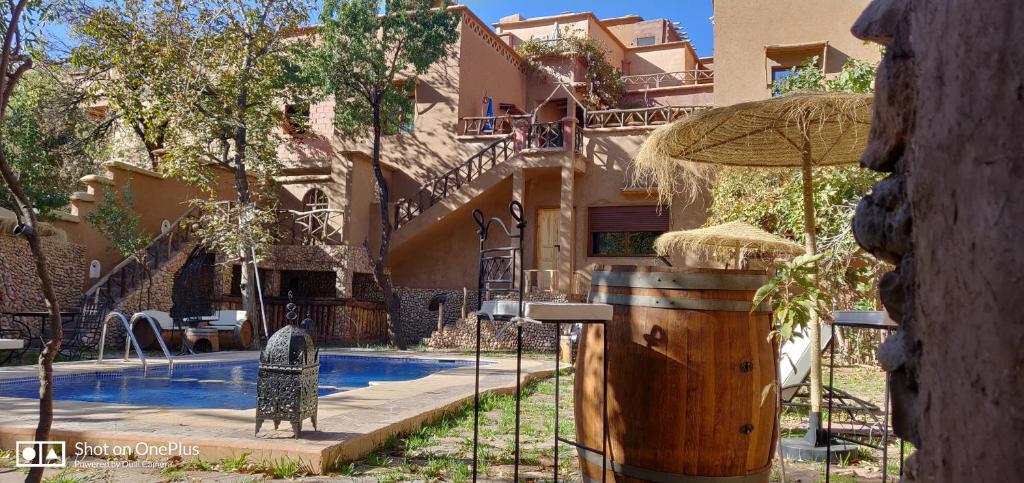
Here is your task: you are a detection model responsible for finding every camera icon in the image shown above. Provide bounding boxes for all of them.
[15,441,66,468]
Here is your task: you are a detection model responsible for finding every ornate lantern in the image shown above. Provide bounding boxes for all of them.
[255,293,319,438]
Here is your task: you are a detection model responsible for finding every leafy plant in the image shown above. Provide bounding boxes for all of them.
[517,29,626,109]
[754,254,830,341]
[85,181,154,309]
[217,452,251,472]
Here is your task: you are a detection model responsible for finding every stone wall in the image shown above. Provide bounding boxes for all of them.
[424,313,559,352]
[256,244,374,298]
[395,287,478,346]
[0,233,85,313]
[416,290,569,351]
[113,242,198,313]
[851,1,1024,480]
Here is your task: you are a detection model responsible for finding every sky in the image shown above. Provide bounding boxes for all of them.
[459,0,716,57]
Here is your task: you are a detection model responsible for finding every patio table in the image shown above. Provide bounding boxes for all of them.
[825,310,901,483]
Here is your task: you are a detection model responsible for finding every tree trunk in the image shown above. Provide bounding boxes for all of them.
[232,122,262,338]
[369,98,404,349]
[0,137,63,483]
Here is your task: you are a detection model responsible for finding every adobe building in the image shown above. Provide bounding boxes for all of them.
[35,1,876,345]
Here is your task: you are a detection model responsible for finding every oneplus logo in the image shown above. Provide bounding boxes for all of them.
[15,441,66,468]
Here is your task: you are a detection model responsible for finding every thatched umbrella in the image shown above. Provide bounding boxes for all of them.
[633,91,872,444]
[654,220,804,266]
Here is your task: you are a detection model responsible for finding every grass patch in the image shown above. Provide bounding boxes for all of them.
[217,453,251,472]
[339,371,578,480]
[0,449,14,468]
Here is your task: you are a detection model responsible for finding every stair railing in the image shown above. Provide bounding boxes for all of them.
[83,206,202,303]
[394,135,515,229]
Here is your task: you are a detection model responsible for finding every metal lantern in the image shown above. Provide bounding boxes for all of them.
[255,293,319,438]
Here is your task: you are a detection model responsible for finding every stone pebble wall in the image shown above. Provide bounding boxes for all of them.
[395,287,479,346]
[0,233,85,314]
[416,291,569,351]
[113,242,198,313]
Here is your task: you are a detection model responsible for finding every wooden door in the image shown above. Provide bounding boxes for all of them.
[536,209,560,271]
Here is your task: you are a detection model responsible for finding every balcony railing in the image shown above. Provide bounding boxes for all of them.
[460,115,531,136]
[276,208,344,246]
[527,121,565,149]
[584,105,710,130]
[621,69,714,90]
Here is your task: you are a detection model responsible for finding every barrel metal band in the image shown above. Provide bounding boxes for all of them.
[591,292,770,313]
[592,270,769,291]
[578,446,771,483]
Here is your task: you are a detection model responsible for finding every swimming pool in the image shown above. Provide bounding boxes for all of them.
[0,355,474,410]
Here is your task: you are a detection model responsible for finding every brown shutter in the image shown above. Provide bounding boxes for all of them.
[589,206,669,232]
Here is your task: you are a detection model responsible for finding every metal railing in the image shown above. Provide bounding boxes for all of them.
[527,121,565,149]
[621,69,714,90]
[460,115,531,136]
[584,105,710,129]
[97,311,173,377]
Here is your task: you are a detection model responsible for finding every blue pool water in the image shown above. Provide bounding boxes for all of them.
[0,355,473,410]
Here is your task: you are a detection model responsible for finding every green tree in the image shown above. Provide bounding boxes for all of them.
[300,0,460,347]
[1,66,109,217]
[85,182,154,311]
[116,0,313,331]
[0,2,74,481]
[711,56,885,358]
[70,0,180,168]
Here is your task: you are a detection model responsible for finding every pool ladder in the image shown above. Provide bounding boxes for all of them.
[96,311,174,377]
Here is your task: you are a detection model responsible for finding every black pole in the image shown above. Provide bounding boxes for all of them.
[554,321,560,482]
[826,336,836,483]
[472,314,481,482]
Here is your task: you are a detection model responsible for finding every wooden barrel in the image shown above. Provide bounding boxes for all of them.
[131,324,182,350]
[217,319,254,350]
[575,265,778,482]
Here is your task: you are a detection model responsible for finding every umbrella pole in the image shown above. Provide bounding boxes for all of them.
[800,156,825,445]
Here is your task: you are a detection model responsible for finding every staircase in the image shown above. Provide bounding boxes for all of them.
[82,206,201,305]
[394,135,515,230]
[393,121,568,232]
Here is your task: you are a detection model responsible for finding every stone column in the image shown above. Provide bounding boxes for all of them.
[852,1,1024,480]
[557,119,575,292]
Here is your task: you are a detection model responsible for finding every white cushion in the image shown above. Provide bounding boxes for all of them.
[478,300,520,318]
[133,310,175,330]
[0,339,24,350]
[209,310,248,327]
[525,302,613,321]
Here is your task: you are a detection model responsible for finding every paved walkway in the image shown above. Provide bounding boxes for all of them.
[0,349,558,473]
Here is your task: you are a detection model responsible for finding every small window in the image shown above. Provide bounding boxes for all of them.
[588,206,669,257]
[636,36,657,47]
[771,67,798,96]
[303,188,329,211]
[284,103,310,135]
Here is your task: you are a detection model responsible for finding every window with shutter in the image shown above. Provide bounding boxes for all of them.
[588,206,669,257]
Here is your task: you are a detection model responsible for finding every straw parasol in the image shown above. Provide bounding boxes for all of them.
[632,91,873,440]
[654,221,804,264]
